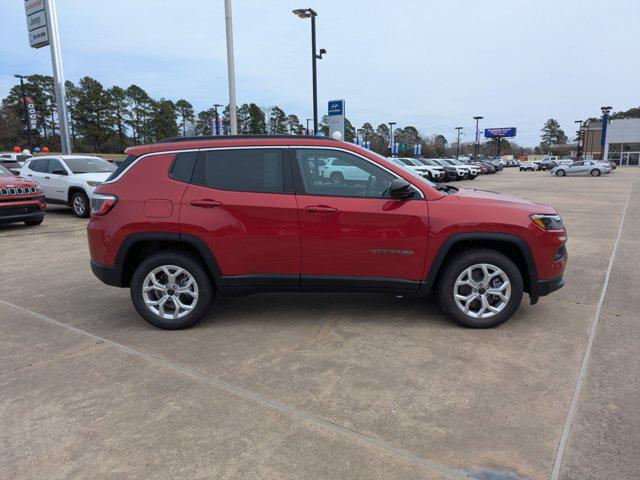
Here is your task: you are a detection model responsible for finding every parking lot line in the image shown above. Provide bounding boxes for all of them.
[550,172,636,480]
[0,297,470,480]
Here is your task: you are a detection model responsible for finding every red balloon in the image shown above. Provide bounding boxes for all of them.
[13,146,21,153]
[42,147,49,153]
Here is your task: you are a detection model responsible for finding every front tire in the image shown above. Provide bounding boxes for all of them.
[437,249,523,328]
[130,252,214,329]
[591,169,601,177]
[71,191,90,218]
[556,169,566,177]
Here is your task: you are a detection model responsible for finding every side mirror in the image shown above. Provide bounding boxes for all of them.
[388,178,414,199]
[52,169,67,176]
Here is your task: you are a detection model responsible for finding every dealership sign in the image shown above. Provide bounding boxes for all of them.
[20,97,38,131]
[328,99,345,140]
[484,127,517,138]
[25,0,50,48]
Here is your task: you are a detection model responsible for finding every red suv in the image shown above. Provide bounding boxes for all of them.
[88,136,567,329]
[0,164,46,226]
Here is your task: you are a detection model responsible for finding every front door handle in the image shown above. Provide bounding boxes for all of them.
[44,176,50,179]
[305,205,337,214]
[190,199,222,208]
[27,174,32,177]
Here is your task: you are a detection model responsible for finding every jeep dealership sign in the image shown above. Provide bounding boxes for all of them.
[25,0,50,48]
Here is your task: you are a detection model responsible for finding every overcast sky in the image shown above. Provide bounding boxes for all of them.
[1,0,639,146]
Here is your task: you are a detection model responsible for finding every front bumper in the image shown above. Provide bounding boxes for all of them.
[0,210,45,224]
[531,275,564,297]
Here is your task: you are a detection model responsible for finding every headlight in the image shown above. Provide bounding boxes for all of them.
[87,181,102,187]
[531,214,564,230]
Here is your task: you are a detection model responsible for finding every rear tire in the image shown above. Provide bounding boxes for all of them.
[130,252,214,329]
[437,248,523,328]
[591,169,601,177]
[71,191,90,218]
[330,172,345,185]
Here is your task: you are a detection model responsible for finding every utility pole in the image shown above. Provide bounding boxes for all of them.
[455,126,463,159]
[224,0,238,134]
[574,120,583,159]
[473,116,483,160]
[388,122,396,157]
[600,106,612,161]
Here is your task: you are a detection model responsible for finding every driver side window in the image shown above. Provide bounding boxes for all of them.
[48,159,65,174]
[295,149,395,198]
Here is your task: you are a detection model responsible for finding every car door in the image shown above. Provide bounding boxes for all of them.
[180,147,300,285]
[46,158,69,202]
[568,161,585,174]
[292,148,429,288]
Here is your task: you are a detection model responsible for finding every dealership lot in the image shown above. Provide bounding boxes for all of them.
[1,168,638,479]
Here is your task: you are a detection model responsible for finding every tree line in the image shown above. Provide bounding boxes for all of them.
[1,73,533,157]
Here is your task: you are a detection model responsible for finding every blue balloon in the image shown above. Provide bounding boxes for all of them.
[34,147,41,153]
[315,132,325,137]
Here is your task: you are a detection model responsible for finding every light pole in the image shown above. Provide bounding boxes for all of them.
[574,120,583,159]
[600,106,612,161]
[473,116,483,160]
[306,118,312,135]
[213,104,223,135]
[293,8,326,134]
[388,122,396,156]
[455,126,463,159]
[14,75,32,152]
[224,0,238,134]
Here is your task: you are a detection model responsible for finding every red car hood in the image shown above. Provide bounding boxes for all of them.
[0,175,38,188]
[452,187,557,214]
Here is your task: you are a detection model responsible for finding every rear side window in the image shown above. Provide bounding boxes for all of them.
[192,149,284,194]
[168,152,198,183]
[29,159,50,172]
[105,154,137,182]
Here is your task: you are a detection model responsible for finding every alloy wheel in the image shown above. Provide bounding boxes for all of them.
[73,195,86,216]
[453,263,511,319]
[142,265,199,320]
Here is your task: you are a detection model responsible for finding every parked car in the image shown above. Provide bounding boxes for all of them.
[447,159,481,178]
[420,158,459,181]
[399,158,446,181]
[432,159,471,180]
[88,135,567,330]
[0,152,33,175]
[470,161,496,174]
[519,162,538,171]
[0,163,46,226]
[20,155,116,218]
[551,160,612,177]
[535,159,558,171]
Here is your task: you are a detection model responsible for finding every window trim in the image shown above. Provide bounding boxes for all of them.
[191,147,290,195]
[290,146,424,200]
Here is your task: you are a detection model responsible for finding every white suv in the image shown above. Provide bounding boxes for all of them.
[389,158,445,181]
[20,155,116,217]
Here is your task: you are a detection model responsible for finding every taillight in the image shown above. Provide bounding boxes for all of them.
[91,193,118,216]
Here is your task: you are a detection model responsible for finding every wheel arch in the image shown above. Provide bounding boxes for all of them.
[67,185,89,205]
[114,232,222,287]
[424,233,537,294]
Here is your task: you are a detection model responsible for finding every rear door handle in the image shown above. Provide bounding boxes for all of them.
[44,176,50,179]
[305,205,337,214]
[190,199,222,208]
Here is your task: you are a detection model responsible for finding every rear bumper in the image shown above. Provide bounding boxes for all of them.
[531,275,564,297]
[90,260,124,287]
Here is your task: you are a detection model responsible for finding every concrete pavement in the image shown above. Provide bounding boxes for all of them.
[1,168,638,479]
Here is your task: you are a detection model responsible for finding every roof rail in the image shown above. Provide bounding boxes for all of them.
[157,134,335,143]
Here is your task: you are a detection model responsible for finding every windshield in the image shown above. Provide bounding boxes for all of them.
[0,164,13,177]
[62,157,116,174]
[398,158,416,166]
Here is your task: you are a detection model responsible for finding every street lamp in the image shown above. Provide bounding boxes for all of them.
[473,116,483,160]
[293,8,326,134]
[574,120,583,159]
[14,75,32,152]
[600,106,613,161]
[388,122,396,156]
[455,126,463,159]
[212,104,223,135]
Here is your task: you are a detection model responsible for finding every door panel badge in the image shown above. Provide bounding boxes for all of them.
[370,249,414,255]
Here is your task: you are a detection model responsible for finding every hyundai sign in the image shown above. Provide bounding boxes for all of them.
[328,99,345,140]
[484,127,517,138]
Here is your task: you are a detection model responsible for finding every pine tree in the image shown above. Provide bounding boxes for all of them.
[175,99,195,136]
[125,85,152,144]
[286,114,301,134]
[108,86,129,150]
[149,99,179,141]
[74,76,114,151]
[539,118,567,153]
[268,106,287,134]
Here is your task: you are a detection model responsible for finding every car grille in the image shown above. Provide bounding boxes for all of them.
[0,203,40,217]
[0,186,38,196]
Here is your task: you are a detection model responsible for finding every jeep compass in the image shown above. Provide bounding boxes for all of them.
[88,136,567,329]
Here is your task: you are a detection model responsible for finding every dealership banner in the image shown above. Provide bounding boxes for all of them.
[484,127,517,138]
